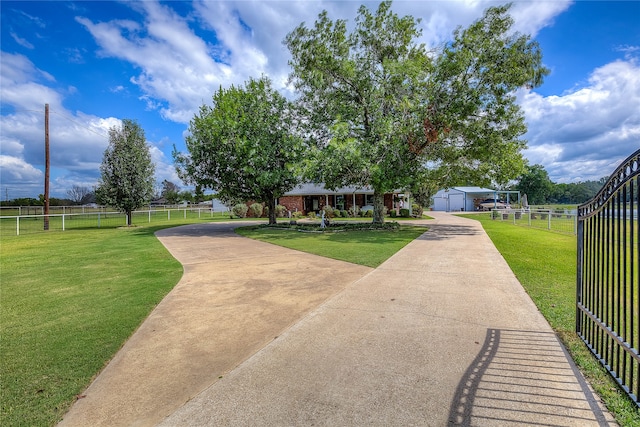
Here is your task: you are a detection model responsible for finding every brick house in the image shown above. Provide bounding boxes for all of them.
[277,183,399,216]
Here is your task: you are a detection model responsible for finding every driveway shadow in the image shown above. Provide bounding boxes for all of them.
[416,223,483,241]
[448,329,611,426]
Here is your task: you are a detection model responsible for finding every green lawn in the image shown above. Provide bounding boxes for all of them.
[3,213,638,426]
[0,219,426,426]
[0,220,209,426]
[461,213,640,426]
[236,224,428,268]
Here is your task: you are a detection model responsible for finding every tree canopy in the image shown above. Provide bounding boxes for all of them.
[516,164,606,205]
[174,76,303,224]
[96,119,155,225]
[285,1,548,222]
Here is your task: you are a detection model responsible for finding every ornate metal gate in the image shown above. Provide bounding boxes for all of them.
[577,149,640,407]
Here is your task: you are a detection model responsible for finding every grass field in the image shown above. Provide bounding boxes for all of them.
[0,218,424,426]
[3,213,638,426]
[235,224,428,268]
[0,214,247,426]
[461,213,640,426]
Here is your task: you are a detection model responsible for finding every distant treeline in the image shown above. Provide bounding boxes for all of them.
[515,164,607,206]
[0,197,74,207]
[547,180,605,205]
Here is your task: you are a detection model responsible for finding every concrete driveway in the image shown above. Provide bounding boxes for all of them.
[58,214,616,426]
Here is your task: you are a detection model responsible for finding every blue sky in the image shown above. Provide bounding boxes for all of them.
[1,1,639,199]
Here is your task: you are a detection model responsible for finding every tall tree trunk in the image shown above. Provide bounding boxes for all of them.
[268,197,277,225]
[373,190,385,224]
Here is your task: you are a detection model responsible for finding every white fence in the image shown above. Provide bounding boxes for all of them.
[489,208,578,234]
[0,207,226,237]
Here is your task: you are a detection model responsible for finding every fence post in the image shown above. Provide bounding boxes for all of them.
[98,213,101,228]
[168,210,171,221]
[149,210,151,223]
[547,210,551,230]
[16,217,20,236]
[184,209,186,219]
[62,214,65,231]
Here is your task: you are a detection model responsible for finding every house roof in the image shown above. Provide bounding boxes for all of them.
[452,187,496,193]
[284,183,376,196]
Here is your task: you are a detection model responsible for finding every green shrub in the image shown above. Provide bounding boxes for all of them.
[308,211,316,219]
[292,211,303,219]
[232,203,248,218]
[322,205,335,218]
[364,210,373,217]
[333,209,342,218]
[412,204,423,217]
[390,210,397,218]
[348,206,360,217]
[341,210,348,218]
[400,208,410,218]
[275,204,287,218]
[249,203,263,218]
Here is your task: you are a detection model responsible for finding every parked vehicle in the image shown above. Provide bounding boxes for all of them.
[478,199,507,211]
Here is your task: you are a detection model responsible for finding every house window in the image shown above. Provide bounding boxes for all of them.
[365,195,374,205]
[336,195,345,210]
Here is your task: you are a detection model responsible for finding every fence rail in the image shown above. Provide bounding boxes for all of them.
[489,208,578,234]
[576,148,640,407]
[0,208,223,237]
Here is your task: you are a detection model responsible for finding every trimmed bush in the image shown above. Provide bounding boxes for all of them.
[260,221,401,232]
[364,210,373,217]
[232,203,248,218]
[412,204,423,217]
[249,203,263,218]
[400,208,410,218]
[275,204,287,218]
[341,210,348,218]
[292,211,303,219]
[322,205,335,218]
[308,211,317,219]
[348,206,360,217]
[390,210,397,218]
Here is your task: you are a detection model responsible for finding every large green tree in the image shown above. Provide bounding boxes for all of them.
[285,1,548,223]
[516,164,553,205]
[96,119,155,226]
[174,76,303,225]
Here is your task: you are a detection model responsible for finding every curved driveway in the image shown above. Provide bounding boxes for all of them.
[59,214,615,426]
[58,221,372,426]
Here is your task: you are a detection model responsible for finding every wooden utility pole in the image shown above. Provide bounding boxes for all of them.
[44,103,50,230]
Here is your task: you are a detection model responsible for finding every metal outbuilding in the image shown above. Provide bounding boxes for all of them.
[432,187,498,212]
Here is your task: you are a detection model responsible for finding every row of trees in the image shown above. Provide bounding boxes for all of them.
[516,164,606,205]
[96,3,582,225]
[173,2,548,224]
[7,4,554,225]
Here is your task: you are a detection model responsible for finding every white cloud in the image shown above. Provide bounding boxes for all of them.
[0,155,43,183]
[76,2,234,123]
[0,52,122,198]
[76,0,568,125]
[519,58,640,182]
[10,31,34,49]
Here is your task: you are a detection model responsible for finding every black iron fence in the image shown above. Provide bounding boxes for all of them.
[576,148,640,407]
